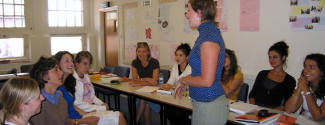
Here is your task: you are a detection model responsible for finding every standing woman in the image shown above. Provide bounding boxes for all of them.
[285,54,325,121]
[249,41,296,110]
[131,42,160,125]
[221,49,244,101]
[29,57,72,125]
[0,77,44,125]
[174,0,228,124]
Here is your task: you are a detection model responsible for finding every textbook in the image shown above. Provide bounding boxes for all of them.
[234,110,281,124]
[229,100,258,115]
[275,114,297,125]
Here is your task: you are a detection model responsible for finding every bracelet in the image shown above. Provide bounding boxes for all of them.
[75,119,78,125]
[301,91,312,96]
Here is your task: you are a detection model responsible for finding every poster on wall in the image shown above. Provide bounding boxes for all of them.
[158,3,175,42]
[170,44,178,62]
[290,0,325,31]
[184,0,228,32]
[240,0,260,32]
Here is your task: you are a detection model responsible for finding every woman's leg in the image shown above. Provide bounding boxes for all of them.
[118,112,127,125]
[144,103,151,125]
[136,99,146,123]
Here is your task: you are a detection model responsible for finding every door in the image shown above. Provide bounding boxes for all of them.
[104,10,118,66]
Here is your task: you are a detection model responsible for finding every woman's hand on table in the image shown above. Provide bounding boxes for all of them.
[174,79,186,99]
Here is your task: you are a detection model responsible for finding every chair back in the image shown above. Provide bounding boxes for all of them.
[103,66,115,74]
[20,64,33,73]
[113,66,130,77]
[237,83,249,102]
[159,69,170,83]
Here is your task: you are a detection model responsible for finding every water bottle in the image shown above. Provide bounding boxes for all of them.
[158,73,164,84]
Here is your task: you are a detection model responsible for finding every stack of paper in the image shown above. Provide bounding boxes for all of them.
[229,101,258,115]
[136,86,159,94]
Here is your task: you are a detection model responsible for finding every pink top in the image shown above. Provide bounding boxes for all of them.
[81,77,93,104]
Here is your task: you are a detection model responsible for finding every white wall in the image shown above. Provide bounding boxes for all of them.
[99,0,325,88]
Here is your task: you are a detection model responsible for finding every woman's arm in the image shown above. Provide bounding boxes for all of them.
[182,41,220,87]
[130,66,159,86]
[221,78,242,98]
[285,77,304,113]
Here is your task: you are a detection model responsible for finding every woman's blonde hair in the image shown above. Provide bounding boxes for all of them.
[136,42,151,60]
[0,77,39,116]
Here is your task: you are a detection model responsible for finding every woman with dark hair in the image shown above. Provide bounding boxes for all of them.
[221,49,243,100]
[54,51,99,125]
[285,53,325,121]
[249,41,296,110]
[73,51,126,125]
[174,0,228,124]
[131,42,160,125]
[0,77,44,125]
[29,56,72,125]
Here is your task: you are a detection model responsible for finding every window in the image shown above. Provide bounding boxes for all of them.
[50,36,83,55]
[0,38,24,59]
[0,0,25,28]
[47,0,83,27]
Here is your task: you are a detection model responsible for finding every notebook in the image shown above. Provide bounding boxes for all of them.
[229,100,258,115]
[234,110,280,124]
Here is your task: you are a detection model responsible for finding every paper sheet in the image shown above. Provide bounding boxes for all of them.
[240,0,260,32]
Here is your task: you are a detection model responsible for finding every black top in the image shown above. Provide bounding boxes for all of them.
[249,70,296,108]
[132,58,159,78]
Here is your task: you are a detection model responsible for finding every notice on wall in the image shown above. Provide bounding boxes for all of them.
[158,3,175,42]
[169,44,178,62]
[240,0,260,32]
[290,0,325,31]
[125,43,137,59]
[149,44,160,60]
[215,0,228,32]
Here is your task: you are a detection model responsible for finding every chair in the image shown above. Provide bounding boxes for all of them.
[113,66,130,77]
[103,66,115,74]
[237,83,249,102]
[159,69,170,83]
[20,64,33,73]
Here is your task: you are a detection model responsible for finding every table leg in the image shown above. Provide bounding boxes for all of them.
[128,95,136,125]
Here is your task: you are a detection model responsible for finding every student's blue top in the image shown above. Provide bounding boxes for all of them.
[58,86,82,119]
[188,21,225,102]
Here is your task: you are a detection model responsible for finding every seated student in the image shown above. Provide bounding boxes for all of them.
[130,42,159,125]
[249,41,296,110]
[0,77,44,125]
[161,43,192,125]
[221,49,244,101]
[285,53,325,121]
[29,56,72,125]
[54,51,99,125]
[73,51,127,125]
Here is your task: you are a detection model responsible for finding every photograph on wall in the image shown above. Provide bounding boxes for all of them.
[158,3,175,42]
[290,0,325,31]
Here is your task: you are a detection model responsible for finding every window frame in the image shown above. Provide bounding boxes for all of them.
[0,34,31,63]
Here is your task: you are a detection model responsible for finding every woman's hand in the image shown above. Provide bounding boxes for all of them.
[81,116,100,125]
[298,76,309,92]
[174,79,186,99]
[102,103,109,110]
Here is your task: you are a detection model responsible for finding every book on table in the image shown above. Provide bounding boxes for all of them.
[234,110,281,124]
[229,100,258,115]
[136,86,160,94]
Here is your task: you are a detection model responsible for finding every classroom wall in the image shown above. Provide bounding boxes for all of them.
[96,0,325,88]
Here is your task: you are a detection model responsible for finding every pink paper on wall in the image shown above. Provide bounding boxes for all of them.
[149,44,160,60]
[240,0,260,32]
[170,44,178,62]
[125,43,137,59]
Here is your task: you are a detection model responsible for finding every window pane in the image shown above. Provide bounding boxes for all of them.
[14,0,23,4]
[3,0,13,4]
[58,11,66,27]
[15,5,23,15]
[50,36,82,55]
[4,16,14,27]
[15,16,23,27]
[0,4,3,15]
[4,4,14,15]
[66,11,74,26]
[75,0,82,11]
[0,16,3,27]
[57,0,66,10]
[48,11,57,27]
[48,0,57,10]
[0,38,24,58]
[75,12,82,26]
[66,0,73,11]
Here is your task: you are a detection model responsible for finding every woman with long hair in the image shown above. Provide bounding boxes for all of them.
[285,53,325,121]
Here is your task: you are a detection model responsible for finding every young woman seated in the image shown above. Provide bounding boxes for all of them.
[221,49,244,101]
[285,53,325,121]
